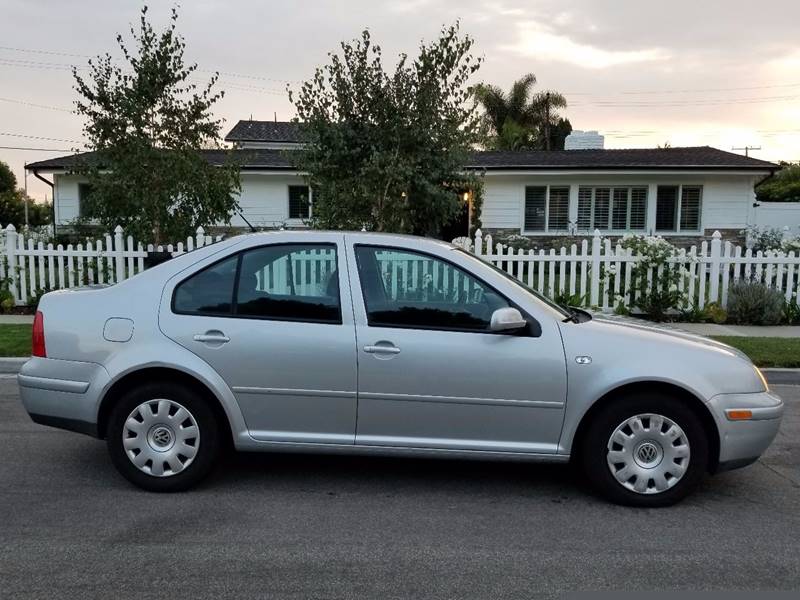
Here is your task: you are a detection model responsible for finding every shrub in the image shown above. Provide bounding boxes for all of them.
[620,234,686,322]
[741,226,785,253]
[727,282,785,325]
[785,296,800,325]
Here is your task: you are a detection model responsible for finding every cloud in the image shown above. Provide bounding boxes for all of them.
[502,21,668,69]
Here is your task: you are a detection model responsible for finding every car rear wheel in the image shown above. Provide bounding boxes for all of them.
[580,393,709,507]
[107,382,220,492]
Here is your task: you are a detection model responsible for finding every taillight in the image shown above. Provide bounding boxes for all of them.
[32,310,46,358]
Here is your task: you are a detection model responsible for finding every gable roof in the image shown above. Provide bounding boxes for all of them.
[467,146,777,171]
[26,145,777,173]
[224,120,304,143]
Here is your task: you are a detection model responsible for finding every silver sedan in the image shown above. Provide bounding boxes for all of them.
[18,231,783,506]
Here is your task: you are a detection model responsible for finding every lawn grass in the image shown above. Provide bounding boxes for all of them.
[710,336,800,368]
[0,325,32,357]
[0,324,798,367]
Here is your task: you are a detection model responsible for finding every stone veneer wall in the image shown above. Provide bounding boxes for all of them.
[480,228,746,250]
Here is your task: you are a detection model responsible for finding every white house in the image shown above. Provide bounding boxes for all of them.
[26,120,780,243]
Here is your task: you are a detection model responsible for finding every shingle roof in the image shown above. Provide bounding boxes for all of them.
[26,145,777,172]
[25,148,296,171]
[467,146,777,170]
[224,120,304,143]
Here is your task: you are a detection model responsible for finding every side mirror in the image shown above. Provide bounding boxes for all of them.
[489,307,527,332]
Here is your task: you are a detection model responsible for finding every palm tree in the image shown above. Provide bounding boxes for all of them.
[474,74,567,150]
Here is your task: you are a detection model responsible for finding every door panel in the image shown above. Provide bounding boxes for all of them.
[160,238,358,444]
[347,242,567,453]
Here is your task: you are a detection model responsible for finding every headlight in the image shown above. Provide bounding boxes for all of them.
[754,366,769,392]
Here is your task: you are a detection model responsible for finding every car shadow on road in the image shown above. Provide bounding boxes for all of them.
[211,448,593,501]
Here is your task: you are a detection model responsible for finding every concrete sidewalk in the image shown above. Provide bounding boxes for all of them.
[661,323,800,338]
[0,315,34,324]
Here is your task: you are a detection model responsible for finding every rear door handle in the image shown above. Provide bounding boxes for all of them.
[363,344,401,355]
[193,331,230,344]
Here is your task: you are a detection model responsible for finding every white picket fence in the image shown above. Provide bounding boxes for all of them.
[3,223,800,311]
[458,229,800,311]
[1,224,222,306]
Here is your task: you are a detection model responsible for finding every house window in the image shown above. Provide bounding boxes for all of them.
[78,183,95,218]
[547,187,570,231]
[578,186,647,231]
[524,186,570,232]
[288,185,311,219]
[656,185,702,232]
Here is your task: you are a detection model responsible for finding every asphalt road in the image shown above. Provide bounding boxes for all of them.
[1,375,798,599]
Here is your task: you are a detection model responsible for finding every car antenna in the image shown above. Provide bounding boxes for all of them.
[238,211,257,233]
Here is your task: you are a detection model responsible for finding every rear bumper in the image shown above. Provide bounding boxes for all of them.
[18,357,109,438]
[708,390,784,471]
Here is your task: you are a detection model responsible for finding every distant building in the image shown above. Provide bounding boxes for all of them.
[564,130,605,150]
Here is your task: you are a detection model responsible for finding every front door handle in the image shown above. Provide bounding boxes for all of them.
[193,331,230,344]
[363,344,401,355]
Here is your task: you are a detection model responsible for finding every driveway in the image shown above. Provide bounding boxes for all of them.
[0,374,798,598]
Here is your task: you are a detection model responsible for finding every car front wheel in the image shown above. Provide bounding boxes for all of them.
[581,393,710,507]
[107,382,220,492]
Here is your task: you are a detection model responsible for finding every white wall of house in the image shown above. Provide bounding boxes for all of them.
[230,173,310,228]
[53,173,83,224]
[52,172,312,229]
[480,171,763,236]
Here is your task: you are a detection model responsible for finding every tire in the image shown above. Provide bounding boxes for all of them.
[580,392,710,507]
[106,382,220,492]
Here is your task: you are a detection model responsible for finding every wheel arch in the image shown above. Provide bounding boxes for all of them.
[570,380,720,472]
[96,366,235,449]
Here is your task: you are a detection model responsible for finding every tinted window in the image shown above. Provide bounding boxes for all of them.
[173,255,237,315]
[355,246,509,332]
[236,244,340,323]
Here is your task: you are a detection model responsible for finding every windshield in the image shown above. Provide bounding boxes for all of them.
[454,247,573,319]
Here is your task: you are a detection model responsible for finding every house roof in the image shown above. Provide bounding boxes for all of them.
[466,146,778,171]
[26,145,777,173]
[224,120,304,143]
[25,148,296,171]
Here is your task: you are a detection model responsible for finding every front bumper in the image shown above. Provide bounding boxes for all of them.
[708,390,784,471]
[18,357,110,438]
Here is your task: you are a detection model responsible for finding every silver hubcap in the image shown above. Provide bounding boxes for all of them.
[123,399,200,477]
[606,413,690,495]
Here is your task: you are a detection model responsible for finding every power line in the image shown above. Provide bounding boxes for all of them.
[0,145,72,152]
[0,132,81,144]
[0,96,73,113]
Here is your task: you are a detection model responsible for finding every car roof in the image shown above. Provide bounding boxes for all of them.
[233,229,455,249]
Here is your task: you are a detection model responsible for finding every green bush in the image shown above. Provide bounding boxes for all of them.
[785,297,800,325]
[727,282,785,325]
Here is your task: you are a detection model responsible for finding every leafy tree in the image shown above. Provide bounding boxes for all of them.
[0,160,16,194]
[475,74,568,150]
[289,24,484,235]
[72,5,239,243]
[757,162,800,202]
[0,159,51,228]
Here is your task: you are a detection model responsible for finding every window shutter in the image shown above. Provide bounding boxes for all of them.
[656,186,678,231]
[577,188,592,230]
[547,187,570,230]
[680,186,702,231]
[630,188,647,230]
[524,186,546,231]
[612,188,628,230]
[289,186,310,219]
[593,188,610,230]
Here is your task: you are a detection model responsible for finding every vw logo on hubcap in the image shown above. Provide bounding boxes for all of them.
[148,425,175,451]
[633,440,662,468]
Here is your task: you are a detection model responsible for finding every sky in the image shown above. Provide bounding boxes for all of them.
[1,0,799,202]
